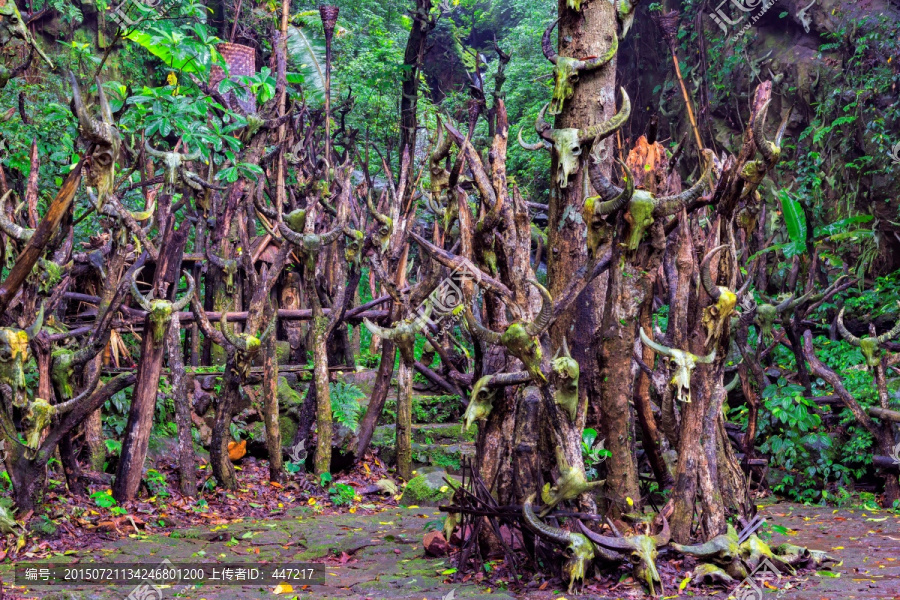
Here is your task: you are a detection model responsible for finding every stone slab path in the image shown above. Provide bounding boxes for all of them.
[1,501,898,599]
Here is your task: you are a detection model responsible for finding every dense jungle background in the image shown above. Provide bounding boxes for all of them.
[1,0,900,598]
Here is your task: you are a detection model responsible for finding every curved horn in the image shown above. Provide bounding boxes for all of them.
[523,494,572,545]
[578,88,631,144]
[366,194,392,226]
[95,78,114,125]
[724,373,740,392]
[578,33,619,70]
[0,190,34,241]
[316,222,345,246]
[652,515,671,547]
[278,221,308,246]
[587,162,624,204]
[25,303,45,341]
[253,188,278,220]
[695,348,717,364]
[774,294,795,313]
[671,539,728,559]
[182,148,202,162]
[639,327,675,358]
[206,246,233,269]
[129,267,153,312]
[562,337,572,359]
[753,99,779,165]
[736,261,756,300]
[464,309,502,345]
[876,302,900,343]
[577,519,637,551]
[258,315,277,343]
[518,125,546,151]
[700,245,729,301]
[836,308,862,346]
[363,318,397,341]
[432,119,452,162]
[54,366,102,414]
[653,149,714,217]
[535,103,553,140]
[144,139,167,158]
[171,271,196,312]
[775,105,792,148]
[593,159,634,215]
[256,207,282,239]
[219,313,249,351]
[68,71,107,145]
[541,19,560,65]
[525,279,554,337]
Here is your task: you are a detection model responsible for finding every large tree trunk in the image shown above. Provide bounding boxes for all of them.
[209,359,241,490]
[547,0,633,510]
[312,312,332,476]
[113,218,188,501]
[166,318,197,496]
[262,313,284,482]
[398,0,434,169]
[356,339,397,458]
[395,361,413,480]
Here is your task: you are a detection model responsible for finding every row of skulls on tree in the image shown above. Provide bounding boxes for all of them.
[0,60,400,508]
[401,15,889,597]
[0,28,891,599]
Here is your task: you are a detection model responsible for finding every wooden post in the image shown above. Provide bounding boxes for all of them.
[113,216,189,501]
[0,161,83,314]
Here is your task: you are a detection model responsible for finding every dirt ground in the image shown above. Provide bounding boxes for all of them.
[1,499,899,600]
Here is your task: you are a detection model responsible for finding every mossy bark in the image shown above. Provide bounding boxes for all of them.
[263,321,284,482]
[312,314,332,476]
[396,361,413,480]
[166,318,197,496]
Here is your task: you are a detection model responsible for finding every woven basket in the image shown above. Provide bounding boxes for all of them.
[210,42,257,114]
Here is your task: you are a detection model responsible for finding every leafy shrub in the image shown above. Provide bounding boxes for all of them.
[90,490,117,509]
[330,381,365,431]
[328,483,356,506]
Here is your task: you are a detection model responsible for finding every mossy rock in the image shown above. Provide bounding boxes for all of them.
[246,417,298,448]
[277,376,304,410]
[280,416,298,446]
[275,340,292,363]
[398,470,460,506]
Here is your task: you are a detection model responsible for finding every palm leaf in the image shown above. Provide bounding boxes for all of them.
[778,189,807,245]
[286,16,326,103]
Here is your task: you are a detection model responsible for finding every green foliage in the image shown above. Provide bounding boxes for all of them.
[330,381,366,431]
[145,469,170,498]
[581,428,610,481]
[328,482,357,506]
[90,490,117,509]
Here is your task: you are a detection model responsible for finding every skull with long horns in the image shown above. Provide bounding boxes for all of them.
[518,89,631,189]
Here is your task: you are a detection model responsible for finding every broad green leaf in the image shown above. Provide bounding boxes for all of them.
[286,20,326,102]
[779,189,807,245]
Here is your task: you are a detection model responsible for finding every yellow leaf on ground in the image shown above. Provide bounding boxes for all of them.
[272,583,293,594]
